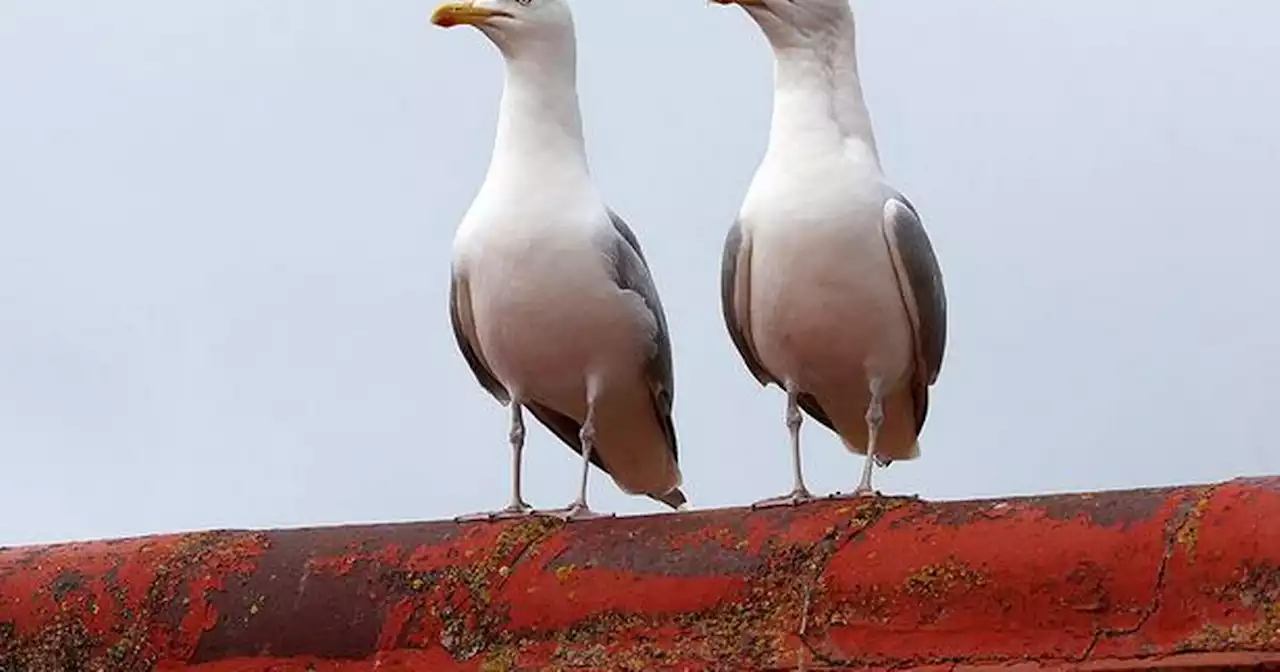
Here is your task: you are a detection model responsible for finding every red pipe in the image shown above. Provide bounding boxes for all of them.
[2,477,1278,670]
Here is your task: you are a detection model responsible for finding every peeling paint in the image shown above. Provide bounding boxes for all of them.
[1183,561,1280,653]
[1,478,1278,671]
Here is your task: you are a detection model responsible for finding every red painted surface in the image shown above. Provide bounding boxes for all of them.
[2,477,1278,670]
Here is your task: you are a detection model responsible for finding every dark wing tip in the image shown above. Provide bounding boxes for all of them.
[651,487,687,511]
[656,392,679,463]
[797,392,837,433]
[524,401,613,475]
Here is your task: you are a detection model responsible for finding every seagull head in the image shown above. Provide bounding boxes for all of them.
[431,0,576,59]
[711,0,854,49]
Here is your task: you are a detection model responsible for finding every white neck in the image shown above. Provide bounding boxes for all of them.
[764,23,880,170]
[484,41,591,189]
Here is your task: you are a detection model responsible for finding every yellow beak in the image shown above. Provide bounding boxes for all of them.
[430,2,511,28]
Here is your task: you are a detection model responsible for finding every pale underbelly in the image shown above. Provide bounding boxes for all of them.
[749,227,913,393]
[470,259,652,416]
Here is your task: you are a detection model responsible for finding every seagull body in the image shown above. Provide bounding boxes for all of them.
[743,169,919,461]
[433,0,684,519]
[716,0,947,503]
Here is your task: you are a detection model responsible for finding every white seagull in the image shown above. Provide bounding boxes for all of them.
[713,0,948,505]
[431,0,686,520]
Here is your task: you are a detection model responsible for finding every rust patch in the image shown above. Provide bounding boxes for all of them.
[191,521,461,663]
[374,515,563,662]
[1062,561,1112,613]
[922,499,995,527]
[927,488,1173,530]
[0,530,266,672]
[3,477,1276,671]
[547,513,761,577]
[49,570,86,603]
[0,546,52,585]
[154,532,263,633]
[1233,563,1280,611]
[919,497,1028,528]
[1230,476,1280,493]
[1037,488,1171,529]
[493,498,907,669]
[542,536,836,668]
[1184,562,1280,652]
[1181,605,1280,652]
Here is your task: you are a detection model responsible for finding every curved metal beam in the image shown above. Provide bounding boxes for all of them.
[2,477,1278,670]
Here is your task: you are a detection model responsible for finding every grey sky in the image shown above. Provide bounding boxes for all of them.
[2,0,1277,546]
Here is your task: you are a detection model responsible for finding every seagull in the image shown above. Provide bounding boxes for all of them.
[431,0,686,521]
[712,0,947,505]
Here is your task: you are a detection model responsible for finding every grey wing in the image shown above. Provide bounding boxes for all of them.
[721,221,837,431]
[449,267,509,404]
[605,210,678,463]
[882,193,948,432]
[720,221,772,386]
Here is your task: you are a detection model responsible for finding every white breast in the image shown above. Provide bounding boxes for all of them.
[743,158,914,392]
[456,201,653,412]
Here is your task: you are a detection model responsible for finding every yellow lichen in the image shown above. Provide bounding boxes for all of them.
[537,501,911,668]
[1183,563,1280,652]
[904,558,988,600]
[427,516,565,661]
[1182,608,1280,652]
[397,502,908,669]
[479,648,514,672]
[1175,491,1213,560]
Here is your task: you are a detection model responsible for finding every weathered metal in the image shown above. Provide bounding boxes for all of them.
[2,477,1278,671]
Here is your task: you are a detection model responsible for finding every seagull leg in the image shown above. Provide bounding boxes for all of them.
[833,378,885,498]
[498,403,535,515]
[546,402,612,522]
[455,403,534,522]
[829,380,888,500]
[752,382,815,508]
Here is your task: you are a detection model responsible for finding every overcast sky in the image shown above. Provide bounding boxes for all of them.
[2,0,1278,546]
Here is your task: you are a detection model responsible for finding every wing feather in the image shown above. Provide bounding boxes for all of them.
[448,268,509,404]
[604,210,679,464]
[720,221,772,386]
[721,222,840,432]
[882,194,948,434]
[598,211,686,510]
